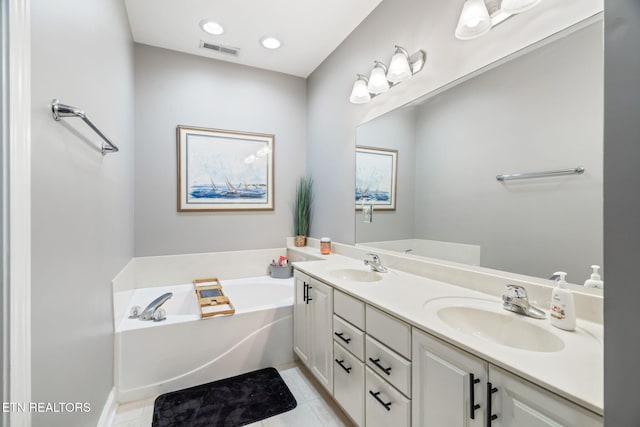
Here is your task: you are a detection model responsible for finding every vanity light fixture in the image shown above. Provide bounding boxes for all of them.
[200,19,224,36]
[454,0,543,40]
[349,45,426,104]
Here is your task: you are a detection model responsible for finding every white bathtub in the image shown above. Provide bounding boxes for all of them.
[115,276,294,403]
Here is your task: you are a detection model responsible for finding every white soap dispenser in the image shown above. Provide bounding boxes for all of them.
[549,272,576,331]
[584,265,604,289]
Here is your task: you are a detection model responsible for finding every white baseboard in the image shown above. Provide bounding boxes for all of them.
[96,388,117,427]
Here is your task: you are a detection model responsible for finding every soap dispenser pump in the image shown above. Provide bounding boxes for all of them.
[584,265,604,289]
[549,272,576,331]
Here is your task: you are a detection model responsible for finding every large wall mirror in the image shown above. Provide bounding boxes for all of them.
[355,19,603,290]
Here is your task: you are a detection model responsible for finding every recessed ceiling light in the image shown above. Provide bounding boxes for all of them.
[260,36,281,49]
[200,19,224,36]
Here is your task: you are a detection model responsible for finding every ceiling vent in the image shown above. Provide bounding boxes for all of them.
[199,41,240,56]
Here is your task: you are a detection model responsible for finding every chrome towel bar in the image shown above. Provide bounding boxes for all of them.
[50,99,119,155]
[496,166,584,181]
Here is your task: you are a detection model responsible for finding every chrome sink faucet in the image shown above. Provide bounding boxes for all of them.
[364,253,388,273]
[502,284,546,319]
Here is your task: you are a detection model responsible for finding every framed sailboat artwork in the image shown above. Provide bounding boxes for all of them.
[355,146,397,211]
[177,126,274,211]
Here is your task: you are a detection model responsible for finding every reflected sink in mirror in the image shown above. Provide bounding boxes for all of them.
[329,268,383,282]
[426,298,564,352]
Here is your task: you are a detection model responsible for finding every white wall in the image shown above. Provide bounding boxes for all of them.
[413,22,603,280]
[134,45,307,256]
[306,0,602,244]
[30,0,135,426]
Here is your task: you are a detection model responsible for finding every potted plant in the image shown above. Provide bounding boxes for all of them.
[293,176,313,247]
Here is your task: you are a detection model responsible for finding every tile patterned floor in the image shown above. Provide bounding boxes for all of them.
[112,362,354,427]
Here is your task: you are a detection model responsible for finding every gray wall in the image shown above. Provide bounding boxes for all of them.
[604,0,640,424]
[413,23,602,280]
[30,0,135,426]
[134,45,307,256]
[355,106,416,242]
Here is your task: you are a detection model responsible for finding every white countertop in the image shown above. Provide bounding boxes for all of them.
[293,254,603,416]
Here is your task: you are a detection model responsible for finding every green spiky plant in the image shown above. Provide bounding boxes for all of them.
[293,176,313,242]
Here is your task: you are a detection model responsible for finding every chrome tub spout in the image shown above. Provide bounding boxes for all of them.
[140,292,173,321]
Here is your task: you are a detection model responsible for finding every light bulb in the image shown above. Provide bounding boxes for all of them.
[367,62,390,94]
[260,36,281,49]
[466,16,480,27]
[349,76,371,104]
[501,0,542,14]
[387,48,412,83]
[455,0,491,40]
[200,20,224,35]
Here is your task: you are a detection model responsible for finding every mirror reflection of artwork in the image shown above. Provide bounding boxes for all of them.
[177,126,274,211]
[354,21,603,284]
[355,146,397,211]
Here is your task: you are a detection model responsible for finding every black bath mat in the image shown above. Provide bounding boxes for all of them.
[152,367,297,427]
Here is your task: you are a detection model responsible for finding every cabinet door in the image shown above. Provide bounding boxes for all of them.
[293,272,310,366]
[412,329,487,427]
[489,366,603,427]
[309,277,334,392]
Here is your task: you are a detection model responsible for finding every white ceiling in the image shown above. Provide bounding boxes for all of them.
[124,0,384,78]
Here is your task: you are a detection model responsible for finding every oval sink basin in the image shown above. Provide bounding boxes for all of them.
[330,268,382,282]
[431,300,564,353]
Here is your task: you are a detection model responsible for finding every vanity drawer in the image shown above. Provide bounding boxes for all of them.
[365,335,411,397]
[334,290,365,329]
[333,315,365,361]
[365,367,410,427]
[334,342,365,426]
[365,305,411,360]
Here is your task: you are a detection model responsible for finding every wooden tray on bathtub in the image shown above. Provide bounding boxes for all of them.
[193,278,236,318]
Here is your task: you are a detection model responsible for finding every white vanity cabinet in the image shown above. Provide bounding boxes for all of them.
[363,303,412,427]
[412,329,603,427]
[332,289,412,427]
[333,290,366,426]
[488,365,603,427]
[413,328,487,426]
[293,270,334,392]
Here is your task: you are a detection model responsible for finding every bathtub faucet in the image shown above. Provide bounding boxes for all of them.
[140,292,173,321]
